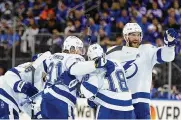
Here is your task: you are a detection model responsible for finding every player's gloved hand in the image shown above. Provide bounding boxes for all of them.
[94,56,107,68]
[104,60,115,77]
[14,80,38,97]
[94,55,115,77]
[164,28,178,47]
[61,71,79,91]
[87,97,97,109]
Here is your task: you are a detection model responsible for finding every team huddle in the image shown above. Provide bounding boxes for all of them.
[0,23,178,119]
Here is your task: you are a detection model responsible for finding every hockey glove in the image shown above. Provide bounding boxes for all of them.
[104,60,115,77]
[87,97,97,109]
[94,56,115,77]
[164,28,178,47]
[94,55,107,68]
[14,80,39,97]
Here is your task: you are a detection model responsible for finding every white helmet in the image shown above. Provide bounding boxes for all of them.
[123,23,143,41]
[87,43,104,60]
[63,36,84,55]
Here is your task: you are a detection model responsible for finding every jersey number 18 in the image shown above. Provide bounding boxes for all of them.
[107,70,129,92]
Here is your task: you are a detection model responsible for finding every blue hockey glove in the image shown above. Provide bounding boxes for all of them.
[94,56,107,68]
[14,80,38,97]
[94,56,115,77]
[164,28,178,47]
[104,60,115,77]
[87,97,97,109]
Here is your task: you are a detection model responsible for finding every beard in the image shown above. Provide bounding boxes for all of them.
[128,41,140,48]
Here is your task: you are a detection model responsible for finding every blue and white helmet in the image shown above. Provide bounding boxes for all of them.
[63,36,84,55]
[123,23,143,41]
[87,43,104,60]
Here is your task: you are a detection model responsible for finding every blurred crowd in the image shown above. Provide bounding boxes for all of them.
[0,0,181,53]
[151,70,181,100]
[151,83,181,100]
[0,0,181,100]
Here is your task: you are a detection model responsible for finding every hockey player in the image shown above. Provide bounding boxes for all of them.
[80,43,135,119]
[0,51,51,119]
[106,23,178,119]
[40,36,114,119]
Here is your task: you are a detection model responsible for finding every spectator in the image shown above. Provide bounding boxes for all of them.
[115,21,124,34]
[2,2,12,21]
[64,20,75,36]
[6,27,20,48]
[143,24,160,45]
[173,0,180,16]
[158,0,171,11]
[171,85,181,100]
[47,29,63,52]
[46,19,62,33]
[101,2,110,13]
[99,19,111,37]
[37,0,46,10]
[147,2,163,20]
[163,8,181,30]
[140,15,150,35]
[155,38,164,47]
[22,9,35,26]
[116,9,130,24]
[89,17,99,36]
[39,4,55,20]
[32,2,42,17]
[152,18,162,33]
[56,0,68,23]
[21,18,39,53]
[165,16,181,30]
[74,19,82,33]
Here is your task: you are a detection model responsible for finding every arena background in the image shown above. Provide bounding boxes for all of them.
[0,0,181,119]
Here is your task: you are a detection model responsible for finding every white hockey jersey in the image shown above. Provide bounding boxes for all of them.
[43,53,86,107]
[0,62,46,117]
[106,44,175,104]
[81,60,134,111]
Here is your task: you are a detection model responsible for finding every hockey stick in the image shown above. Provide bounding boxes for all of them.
[31,68,35,118]
[20,80,64,106]
[24,51,51,118]
[20,77,80,106]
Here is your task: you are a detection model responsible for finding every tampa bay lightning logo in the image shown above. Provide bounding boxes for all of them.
[123,60,138,79]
